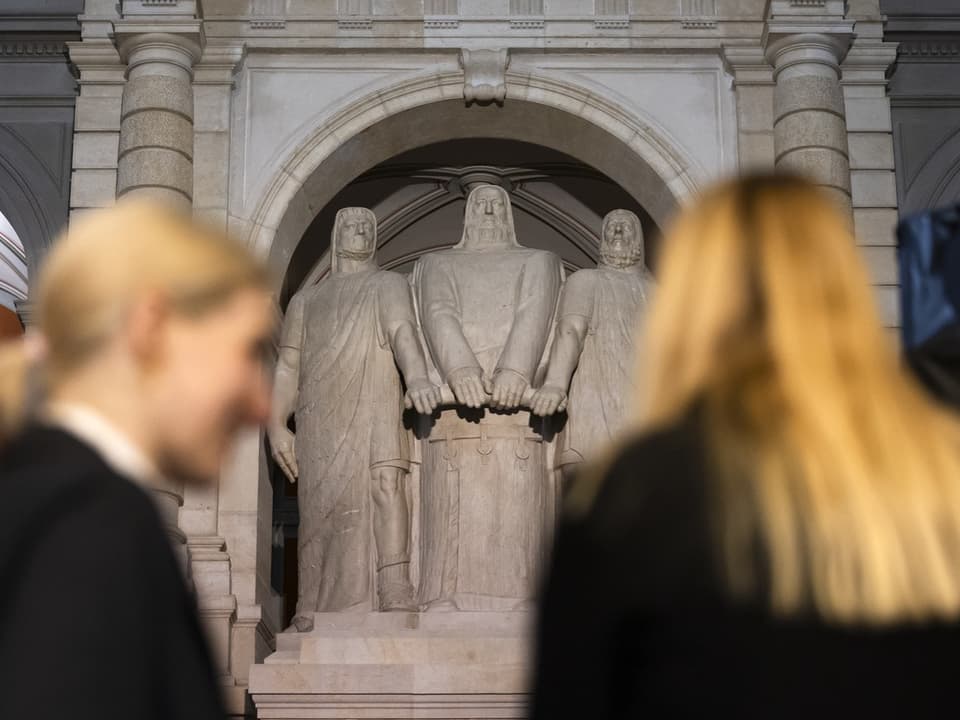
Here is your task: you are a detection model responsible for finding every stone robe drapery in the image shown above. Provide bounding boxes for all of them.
[413,247,562,610]
[557,265,654,467]
[283,271,411,615]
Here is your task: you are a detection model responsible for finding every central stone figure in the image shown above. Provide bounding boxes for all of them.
[412,184,563,611]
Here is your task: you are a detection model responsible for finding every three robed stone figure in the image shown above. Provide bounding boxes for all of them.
[268,188,653,629]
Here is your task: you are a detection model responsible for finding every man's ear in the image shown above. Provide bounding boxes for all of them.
[127,289,171,367]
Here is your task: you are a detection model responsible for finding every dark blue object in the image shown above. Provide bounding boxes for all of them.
[897,204,960,350]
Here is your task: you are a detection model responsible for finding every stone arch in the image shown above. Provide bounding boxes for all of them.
[0,122,71,280]
[244,67,704,290]
[902,124,960,213]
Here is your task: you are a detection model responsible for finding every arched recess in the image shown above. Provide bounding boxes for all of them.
[233,65,706,634]
[0,123,71,281]
[903,125,960,213]
[245,68,703,291]
[283,140,663,298]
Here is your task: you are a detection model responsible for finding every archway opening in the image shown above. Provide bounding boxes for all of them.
[260,96,689,289]
[269,136,665,626]
[281,138,663,302]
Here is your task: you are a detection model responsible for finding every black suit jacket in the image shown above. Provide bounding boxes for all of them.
[531,407,960,719]
[0,426,226,720]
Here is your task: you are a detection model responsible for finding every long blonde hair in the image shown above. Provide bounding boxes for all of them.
[0,199,268,444]
[638,174,960,624]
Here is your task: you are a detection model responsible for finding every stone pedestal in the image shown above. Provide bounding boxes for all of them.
[249,612,532,719]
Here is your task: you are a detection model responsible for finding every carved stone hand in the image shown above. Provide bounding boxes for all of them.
[447,366,486,408]
[268,424,299,483]
[530,384,568,417]
[404,377,442,415]
[490,368,529,410]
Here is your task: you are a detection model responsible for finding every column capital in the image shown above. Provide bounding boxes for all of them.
[193,41,245,86]
[840,40,899,86]
[67,38,126,86]
[763,26,854,77]
[114,21,204,76]
[721,45,774,87]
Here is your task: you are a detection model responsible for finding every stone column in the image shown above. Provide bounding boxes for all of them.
[115,28,202,211]
[764,25,853,210]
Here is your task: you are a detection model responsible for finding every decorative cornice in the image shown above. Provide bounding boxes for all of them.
[0,41,68,58]
[790,0,826,6]
[424,17,460,30]
[899,41,960,58]
[510,18,545,30]
[594,18,630,30]
[249,19,286,30]
[337,17,373,30]
[681,19,717,30]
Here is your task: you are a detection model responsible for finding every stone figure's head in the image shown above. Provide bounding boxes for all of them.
[333,207,377,269]
[460,185,518,250]
[600,209,644,269]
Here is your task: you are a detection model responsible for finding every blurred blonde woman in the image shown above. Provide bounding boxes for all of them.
[0,201,274,720]
[531,174,960,719]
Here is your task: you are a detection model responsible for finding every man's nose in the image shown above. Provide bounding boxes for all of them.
[357,223,367,235]
[484,201,494,215]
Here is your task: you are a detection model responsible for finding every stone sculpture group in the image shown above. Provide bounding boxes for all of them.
[268,185,654,631]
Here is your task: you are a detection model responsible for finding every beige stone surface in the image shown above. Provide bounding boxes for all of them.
[69,169,118,207]
[118,110,194,158]
[775,111,848,152]
[72,132,120,170]
[851,169,898,208]
[117,147,194,198]
[777,146,851,193]
[875,285,900,328]
[75,95,123,132]
[847,132,895,170]
[774,75,845,119]
[193,131,231,207]
[121,74,195,120]
[861,245,898,285]
[844,96,893,133]
[251,612,531,718]
[854,207,898,246]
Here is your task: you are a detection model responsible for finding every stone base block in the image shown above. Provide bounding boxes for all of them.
[249,612,532,719]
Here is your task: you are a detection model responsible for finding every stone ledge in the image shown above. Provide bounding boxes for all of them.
[251,612,532,718]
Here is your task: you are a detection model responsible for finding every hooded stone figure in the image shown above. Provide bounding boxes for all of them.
[531,208,655,480]
[411,184,564,611]
[268,207,439,631]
